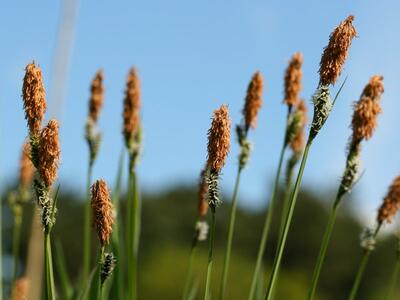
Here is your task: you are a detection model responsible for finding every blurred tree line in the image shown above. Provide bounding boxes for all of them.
[2,183,399,299]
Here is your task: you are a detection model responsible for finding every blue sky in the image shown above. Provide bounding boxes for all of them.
[1,1,399,224]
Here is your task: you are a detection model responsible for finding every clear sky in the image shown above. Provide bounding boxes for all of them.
[1,1,399,225]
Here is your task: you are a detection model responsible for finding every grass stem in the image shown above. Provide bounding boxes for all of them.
[248,139,286,300]
[387,250,400,300]
[307,200,340,299]
[204,209,216,300]
[44,232,55,300]
[82,162,93,286]
[264,139,312,300]
[183,234,199,300]
[219,167,242,300]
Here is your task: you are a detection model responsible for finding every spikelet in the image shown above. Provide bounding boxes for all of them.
[197,168,209,217]
[284,53,303,108]
[12,277,29,300]
[88,70,104,123]
[243,72,263,131]
[38,120,61,188]
[22,62,47,135]
[289,100,308,153]
[351,75,384,145]
[377,176,400,225]
[101,252,116,284]
[207,105,231,173]
[123,67,141,149]
[338,143,361,198]
[20,142,34,188]
[91,180,114,246]
[319,16,357,86]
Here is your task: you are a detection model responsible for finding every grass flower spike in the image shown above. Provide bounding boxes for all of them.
[284,52,303,109]
[88,70,104,123]
[22,62,47,136]
[20,142,34,189]
[12,277,29,300]
[198,168,209,217]
[38,120,61,188]
[91,179,114,246]
[243,72,263,132]
[377,176,400,225]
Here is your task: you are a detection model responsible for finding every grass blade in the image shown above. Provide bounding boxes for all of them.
[55,239,73,299]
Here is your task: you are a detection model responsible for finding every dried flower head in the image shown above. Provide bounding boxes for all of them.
[290,100,308,154]
[38,119,60,187]
[123,67,141,146]
[198,168,209,217]
[319,16,357,86]
[22,62,47,135]
[88,70,104,123]
[20,142,34,187]
[91,179,114,246]
[207,105,231,173]
[351,75,384,144]
[377,176,400,224]
[284,52,303,107]
[243,72,263,131]
[12,277,29,300]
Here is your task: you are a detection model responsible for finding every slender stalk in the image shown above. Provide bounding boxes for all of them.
[387,251,400,300]
[204,209,216,300]
[12,210,22,282]
[277,171,294,243]
[83,161,94,286]
[98,246,105,300]
[265,139,312,300]
[128,169,140,300]
[348,225,381,300]
[44,232,55,300]
[248,139,286,300]
[183,235,199,300]
[219,167,242,300]
[307,199,340,299]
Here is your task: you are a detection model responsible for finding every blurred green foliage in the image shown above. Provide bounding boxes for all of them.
[2,184,400,299]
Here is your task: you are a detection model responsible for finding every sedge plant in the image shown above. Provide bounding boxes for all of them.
[349,176,400,300]
[22,62,61,300]
[248,53,304,300]
[308,75,384,299]
[220,72,263,300]
[91,180,116,300]
[83,70,105,287]
[265,16,357,300]
[122,67,142,300]
[204,105,231,300]
[182,168,210,300]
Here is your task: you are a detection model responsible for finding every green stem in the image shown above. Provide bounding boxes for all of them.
[204,209,216,300]
[219,167,242,300]
[183,235,199,300]
[82,162,93,286]
[128,169,140,300]
[387,251,400,300]
[348,225,381,300]
[265,139,312,300]
[307,198,341,299]
[44,232,55,300]
[277,169,294,245]
[12,210,22,283]
[248,140,286,300]
[98,246,105,300]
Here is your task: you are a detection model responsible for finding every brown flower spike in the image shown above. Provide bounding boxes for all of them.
[207,105,231,173]
[123,67,141,146]
[284,52,303,107]
[319,16,357,86]
[91,180,114,246]
[22,62,47,135]
[290,100,308,154]
[351,75,384,145]
[88,70,104,123]
[377,176,400,224]
[198,168,209,217]
[20,142,34,187]
[12,277,29,300]
[38,119,61,188]
[243,72,263,131]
